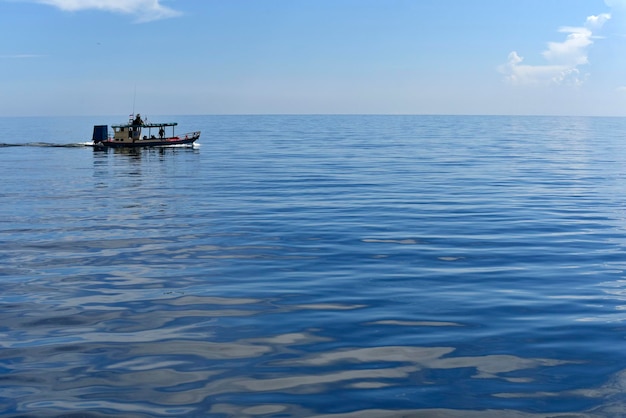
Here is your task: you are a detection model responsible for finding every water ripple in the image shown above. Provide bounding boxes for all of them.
[3,116,626,416]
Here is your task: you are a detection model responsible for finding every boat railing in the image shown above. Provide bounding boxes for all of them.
[171,131,201,140]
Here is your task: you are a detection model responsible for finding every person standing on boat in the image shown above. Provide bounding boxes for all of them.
[159,126,165,139]
[131,114,144,141]
[133,114,144,126]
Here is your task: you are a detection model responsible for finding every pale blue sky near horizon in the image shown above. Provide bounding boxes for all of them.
[1,0,626,117]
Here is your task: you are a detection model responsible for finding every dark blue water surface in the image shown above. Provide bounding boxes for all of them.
[2,115,626,417]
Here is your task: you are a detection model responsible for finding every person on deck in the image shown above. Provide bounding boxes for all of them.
[131,114,144,141]
[159,127,165,139]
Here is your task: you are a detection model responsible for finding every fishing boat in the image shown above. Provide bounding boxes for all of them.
[92,114,200,148]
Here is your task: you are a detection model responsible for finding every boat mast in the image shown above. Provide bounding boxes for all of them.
[131,84,137,118]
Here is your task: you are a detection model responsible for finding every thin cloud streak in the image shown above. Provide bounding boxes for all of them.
[28,0,181,22]
[0,54,45,59]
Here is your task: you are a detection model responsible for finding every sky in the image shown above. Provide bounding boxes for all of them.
[1,0,626,116]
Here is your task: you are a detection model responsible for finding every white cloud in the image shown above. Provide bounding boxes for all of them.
[604,0,626,34]
[500,13,610,86]
[605,0,626,11]
[542,26,593,66]
[586,13,611,29]
[500,52,584,86]
[31,0,181,22]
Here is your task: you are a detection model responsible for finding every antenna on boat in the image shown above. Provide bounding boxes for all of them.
[131,83,137,117]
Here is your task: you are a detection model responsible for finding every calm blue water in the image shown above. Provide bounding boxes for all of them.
[2,115,626,417]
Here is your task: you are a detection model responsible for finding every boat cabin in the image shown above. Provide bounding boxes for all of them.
[110,121,179,143]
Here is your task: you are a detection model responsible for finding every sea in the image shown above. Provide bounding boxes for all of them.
[2,114,626,417]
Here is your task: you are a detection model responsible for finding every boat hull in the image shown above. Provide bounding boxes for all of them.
[94,133,200,149]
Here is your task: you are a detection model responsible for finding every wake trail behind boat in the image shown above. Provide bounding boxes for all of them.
[0,142,93,148]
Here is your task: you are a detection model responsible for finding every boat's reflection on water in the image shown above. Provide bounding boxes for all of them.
[91,143,201,182]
